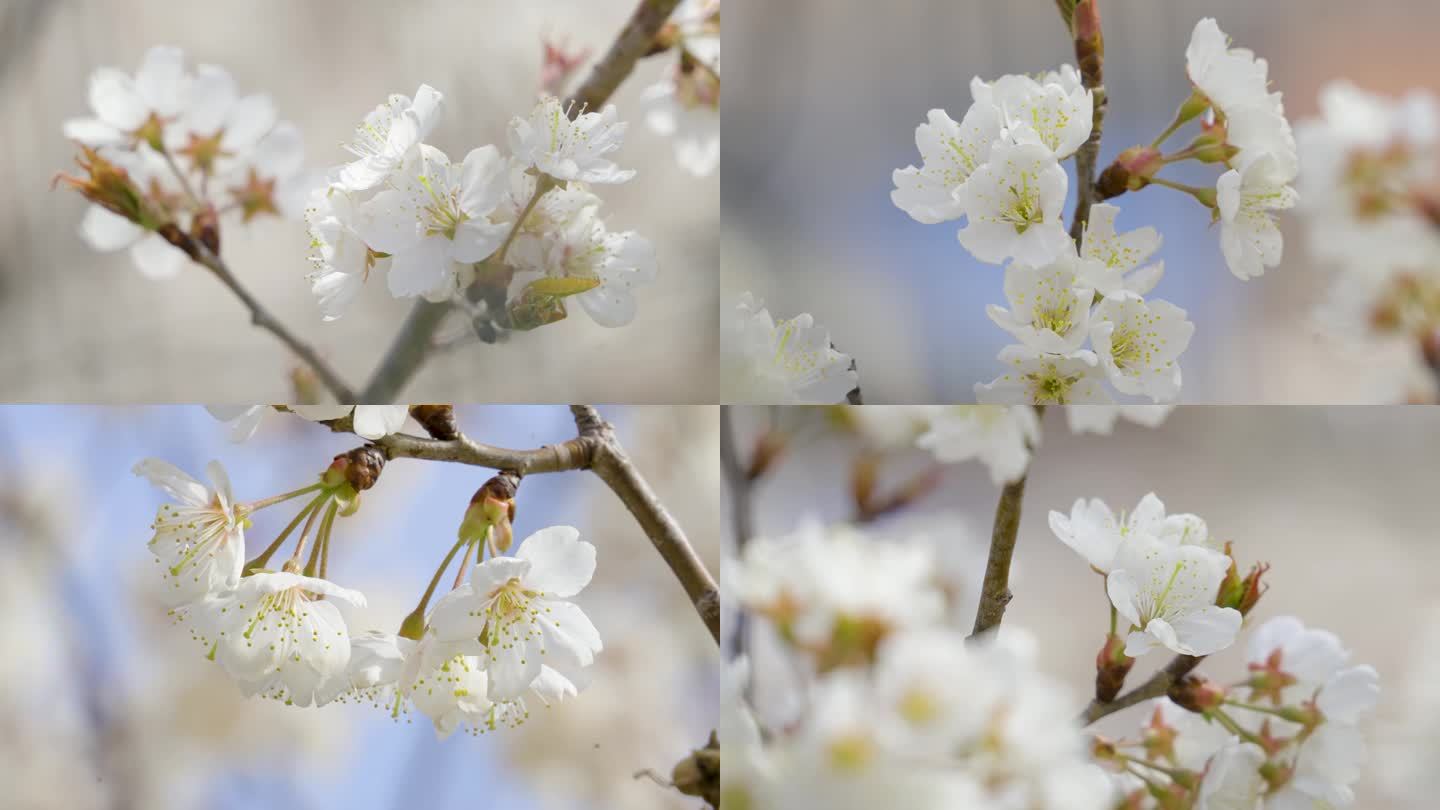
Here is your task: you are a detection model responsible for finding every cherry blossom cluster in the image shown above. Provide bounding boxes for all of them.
[915,403,1172,484]
[59,46,312,278]
[132,409,603,739]
[639,0,721,177]
[722,292,858,403]
[1050,494,1378,807]
[1097,618,1379,808]
[724,521,1113,810]
[307,87,656,330]
[1296,83,1440,397]
[890,17,1298,404]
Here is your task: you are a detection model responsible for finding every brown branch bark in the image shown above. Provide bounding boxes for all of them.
[572,406,720,644]
[1079,653,1205,725]
[190,243,358,403]
[970,406,1045,637]
[360,0,684,401]
[1066,0,1107,242]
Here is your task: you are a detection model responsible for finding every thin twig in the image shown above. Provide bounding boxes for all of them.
[1079,654,1204,725]
[191,243,357,402]
[572,405,720,644]
[360,0,684,401]
[1066,0,1107,242]
[970,405,1045,637]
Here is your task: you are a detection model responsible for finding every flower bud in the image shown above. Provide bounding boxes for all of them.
[459,471,519,550]
[398,607,427,641]
[331,446,386,492]
[1094,633,1135,702]
[410,404,459,441]
[1167,675,1227,714]
[191,204,221,255]
[1096,146,1163,198]
[670,732,720,806]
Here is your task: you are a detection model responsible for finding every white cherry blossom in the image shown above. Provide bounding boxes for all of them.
[75,145,190,279]
[640,71,720,177]
[1079,203,1164,297]
[508,96,635,184]
[722,293,857,404]
[956,142,1070,266]
[1105,533,1240,657]
[428,526,601,702]
[1185,18,1271,113]
[1195,739,1265,810]
[916,405,1039,485]
[891,104,1004,224]
[290,405,410,440]
[306,186,389,320]
[1217,154,1298,280]
[975,72,1093,159]
[63,45,189,147]
[523,208,657,327]
[1048,492,1210,574]
[335,85,444,192]
[986,253,1095,354]
[355,144,510,300]
[1089,293,1194,401]
[975,345,1111,405]
[200,571,366,707]
[134,458,244,607]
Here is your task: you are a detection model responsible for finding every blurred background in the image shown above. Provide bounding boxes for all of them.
[723,405,1440,808]
[0,0,717,401]
[0,404,719,810]
[722,0,1440,403]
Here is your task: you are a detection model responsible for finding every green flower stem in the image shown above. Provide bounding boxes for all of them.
[243,493,326,574]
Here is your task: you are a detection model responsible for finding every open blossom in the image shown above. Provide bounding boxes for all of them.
[290,405,411,440]
[335,85,444,192]
[199,571,366,707]
[972,71,1093,159]
[134,458,244,607]
[1089,293,1194,401]
[1216,154,1298,280]
[75,145,191,279]
[891,104,1004,225]
[975,345,1111,405]
[1064,404,1174,435]
[1049,493,1211,574]
[525,208,658,327]
[1079,203,1164,297]
[641,40,720,178]
[355,144,510,300]
[916,405,1039,485]
[306,186,389,321]
[508,96,635,184]
[956,141,1070,265]
[986,253,1096,354]
[1185,18,1271,114]
[1195,739,1266,810]
[722,293,857,404]
[429,526,601,702]
[63,45,188,147]
[1106,532,1240,657]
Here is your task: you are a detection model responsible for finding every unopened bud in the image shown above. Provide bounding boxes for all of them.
[1072,0,1104,79]
[332,445,386,492]
[460,471,519,550]
[1095,633,1135,702]
[1179,131,1241,165]
[1097,145,1163,198]
[1167,675,1227,714]
[670,731,720,806]
[410,404,459,441]
[398,608,427,641]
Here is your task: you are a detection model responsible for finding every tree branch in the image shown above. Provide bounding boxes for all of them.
[192,243,358,402]
[1079,653,1204,725]
[573,406,720,644]
[970,406,1044,637]
[359,0,684,401]
[1065,0,1107,242]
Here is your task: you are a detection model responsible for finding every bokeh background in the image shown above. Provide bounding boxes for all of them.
[722,0,1440,403]
[0,404,719,810]
[0,0,717,401]
[723,405,1440,808]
